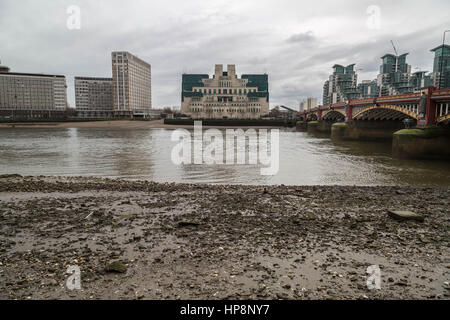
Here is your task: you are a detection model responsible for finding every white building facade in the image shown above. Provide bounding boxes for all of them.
[0,67,67,120]
[112,51,152,118]
[181,64,269,119]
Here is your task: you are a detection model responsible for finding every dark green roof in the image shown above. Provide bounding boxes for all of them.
[242,74,269,102]
[182,74,209,101]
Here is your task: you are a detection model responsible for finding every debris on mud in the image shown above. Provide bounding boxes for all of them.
[0,176,448,300]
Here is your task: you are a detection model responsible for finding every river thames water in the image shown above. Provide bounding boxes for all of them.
[0,127,449,186]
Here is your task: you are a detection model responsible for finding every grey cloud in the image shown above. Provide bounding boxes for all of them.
[286,31,315,43]
[0,0,449,108]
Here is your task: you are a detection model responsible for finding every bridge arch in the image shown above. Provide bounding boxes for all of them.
[353,104,418,121]
[322,109,345,121]
[306,113,318,121]
[437,114,450,124]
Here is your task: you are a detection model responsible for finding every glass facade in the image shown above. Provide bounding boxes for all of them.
[322,64,359,104]
[431,45,450,89]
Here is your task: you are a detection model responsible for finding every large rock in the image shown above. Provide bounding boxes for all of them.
[387,210,424,222]
[105,261,127,273]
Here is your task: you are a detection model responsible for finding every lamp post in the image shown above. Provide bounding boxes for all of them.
[439,30,450,90]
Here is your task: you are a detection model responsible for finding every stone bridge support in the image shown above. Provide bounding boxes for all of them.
[331,120,405,141]
[307,120,333,134]
[392,127,450,159]
[296,121,307,132]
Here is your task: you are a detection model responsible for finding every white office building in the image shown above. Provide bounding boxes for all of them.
[0,66,67,120]
[112,51,152,118]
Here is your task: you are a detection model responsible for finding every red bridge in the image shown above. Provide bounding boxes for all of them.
[301,87,450,126]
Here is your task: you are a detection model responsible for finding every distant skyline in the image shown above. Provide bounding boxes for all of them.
[0,0,449,109]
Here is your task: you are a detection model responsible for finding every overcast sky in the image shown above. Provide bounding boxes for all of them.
[0,0,449,109]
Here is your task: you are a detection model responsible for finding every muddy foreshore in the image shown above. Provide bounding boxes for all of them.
[0,175,448,300]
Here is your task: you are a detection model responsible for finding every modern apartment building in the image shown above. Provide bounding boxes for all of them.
[181,64,269,119]
[0,65,67,120]
[377,53,413,96]
[430,44,450,90]
[111,51,152,118]
[322,64,360,105]
[74,77,113,118]
[409,71,432,91]
[376,53,433,96]
[358,80,379,98]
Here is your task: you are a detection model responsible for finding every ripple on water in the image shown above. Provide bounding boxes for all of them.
[0,128,449,186]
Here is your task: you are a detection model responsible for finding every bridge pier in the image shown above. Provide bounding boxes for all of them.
[307,121,333,134]
[392,127,450,159]
[296,121,307,132]
[331,120,405,141]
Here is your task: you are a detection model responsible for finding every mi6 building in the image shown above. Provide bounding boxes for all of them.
[181,64,269,119]
[112,52,152,118]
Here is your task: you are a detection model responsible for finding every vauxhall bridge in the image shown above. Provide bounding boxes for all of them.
[297,87,450,159]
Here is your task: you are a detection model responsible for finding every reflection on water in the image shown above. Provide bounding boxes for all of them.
[0,127,449,187]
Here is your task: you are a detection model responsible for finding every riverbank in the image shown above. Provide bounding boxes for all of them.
[0,119,285,129]
[0,176,448,300]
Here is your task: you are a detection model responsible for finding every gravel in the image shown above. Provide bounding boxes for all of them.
[0,175,448,300]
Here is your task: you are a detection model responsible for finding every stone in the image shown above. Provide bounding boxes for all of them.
[177,221,201,227]
[0,174,22,179]
[395,279,408,286]
[105,261,127,273]
[387,210,424,222]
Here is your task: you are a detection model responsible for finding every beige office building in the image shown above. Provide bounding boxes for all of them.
[112,51,152,118]
[75,77,113,118]
[181,64,269,119]
[0,66,67,120]
[299,98,318,111]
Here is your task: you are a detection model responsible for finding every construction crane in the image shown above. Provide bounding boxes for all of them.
[279,105,299,120]
[390,40,399,56]
[279,105,298,113]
